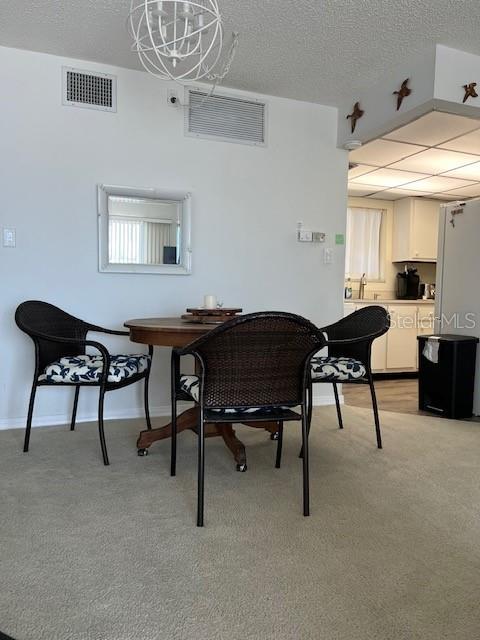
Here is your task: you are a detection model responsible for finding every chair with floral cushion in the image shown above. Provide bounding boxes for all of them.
[170,311,326,526]
[15,301,153,465]
[308,306,390,449]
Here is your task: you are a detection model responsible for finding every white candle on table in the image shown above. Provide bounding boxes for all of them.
[204,295,217,309]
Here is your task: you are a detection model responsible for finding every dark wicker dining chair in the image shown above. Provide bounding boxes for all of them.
[307,306,390,448]
[171,311,326,526]
[15,301,154,465]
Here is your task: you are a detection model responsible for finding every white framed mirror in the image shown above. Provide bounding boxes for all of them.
[97,184,192,275]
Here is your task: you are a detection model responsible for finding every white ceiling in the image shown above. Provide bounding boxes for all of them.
[348,112,480,201]
[2,1,480,105]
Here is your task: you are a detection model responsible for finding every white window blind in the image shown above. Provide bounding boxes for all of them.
[345,207,383,279]
[109,217,172,265]
[109,218,141,264]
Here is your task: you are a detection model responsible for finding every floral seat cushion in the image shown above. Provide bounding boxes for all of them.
[39,354,151,384]
[310,356,366,381]
[179,375,294,415]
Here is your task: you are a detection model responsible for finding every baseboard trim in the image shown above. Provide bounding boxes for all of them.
[0,395,342,431]
[0,404,183,431]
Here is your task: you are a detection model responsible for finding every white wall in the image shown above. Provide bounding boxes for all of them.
[337,47,436,147]
[434,45,480,114]
[0,46,347,429]
[338,45,480,148]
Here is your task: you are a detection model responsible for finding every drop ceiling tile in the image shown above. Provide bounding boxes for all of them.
[351,168,427,188]
[442,161,480,181]
[405,176,476,192]
[366,191,409,201]
[427,193,462,201]
[384,112,479,146]
[347,164,377,179]
[389,148,479,174]
[438,128,480,154]
[347,183,379,196]
[440,183,480,198]
[349,139,427,167]
[384,188,434,198]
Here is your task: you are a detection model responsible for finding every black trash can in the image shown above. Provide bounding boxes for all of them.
[417,334,479,419]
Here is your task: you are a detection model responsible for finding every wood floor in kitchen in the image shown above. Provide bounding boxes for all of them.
[343,378,420,415]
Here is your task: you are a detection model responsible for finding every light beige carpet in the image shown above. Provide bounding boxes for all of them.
[1,406,479,640]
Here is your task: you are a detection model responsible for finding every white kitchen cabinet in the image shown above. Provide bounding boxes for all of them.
[344,303,387,372]
[354,303,387,371]
[417,306,434,336]
[386,305,418,370]
[392,198,440,262]
[344,301,434,372]
[416,306,435,367]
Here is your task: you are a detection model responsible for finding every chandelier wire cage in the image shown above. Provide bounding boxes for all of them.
[128,0,238,86]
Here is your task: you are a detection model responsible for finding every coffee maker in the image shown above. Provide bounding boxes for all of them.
[396,266,420,300]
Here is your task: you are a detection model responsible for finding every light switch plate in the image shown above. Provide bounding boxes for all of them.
[323,248,333,264]
[298,230,313,242]
[3,228,16,248]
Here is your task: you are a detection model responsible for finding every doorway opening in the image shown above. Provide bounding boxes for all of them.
[343,111,480,414]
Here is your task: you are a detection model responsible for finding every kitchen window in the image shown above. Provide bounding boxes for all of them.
[345,206,385,280]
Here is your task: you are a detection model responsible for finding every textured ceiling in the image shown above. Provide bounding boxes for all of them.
[1,1,480,105]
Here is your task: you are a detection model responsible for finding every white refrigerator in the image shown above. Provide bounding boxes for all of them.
[436,198,480,415]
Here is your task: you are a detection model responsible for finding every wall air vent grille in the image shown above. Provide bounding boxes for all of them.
[62,67,117,112]
[185,89,266,146]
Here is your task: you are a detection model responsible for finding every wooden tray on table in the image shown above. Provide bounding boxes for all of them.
[181,308,243,324]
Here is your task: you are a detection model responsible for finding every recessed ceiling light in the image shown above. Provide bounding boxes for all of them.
[389,148,479,174]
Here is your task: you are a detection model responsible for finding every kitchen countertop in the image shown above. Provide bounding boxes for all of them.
[345,299,435,305]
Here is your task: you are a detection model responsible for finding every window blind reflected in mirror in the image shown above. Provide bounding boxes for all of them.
[107,196,179,266]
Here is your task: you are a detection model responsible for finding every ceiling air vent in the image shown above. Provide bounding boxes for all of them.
[62,67,117,112]
[185,89,266,146]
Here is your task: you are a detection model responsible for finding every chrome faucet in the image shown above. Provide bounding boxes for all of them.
[359,273,367,299]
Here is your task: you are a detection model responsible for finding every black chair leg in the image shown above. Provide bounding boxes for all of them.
[299,381,313,459]
[301,410,310,517]
[368,375,383,449]
[98,388,110,466]
[333,383,343,429]
[171,397,177,477]
[275,421,284,468]
[197,416,205,527]
[144,375,152,431]
[70,386,80,431]
[23,381,37,452]
[307,380,313,437]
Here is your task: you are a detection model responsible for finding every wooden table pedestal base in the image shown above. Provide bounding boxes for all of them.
[136,407,278,471]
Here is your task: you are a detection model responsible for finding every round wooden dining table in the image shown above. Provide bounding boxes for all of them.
[124,317,278,471]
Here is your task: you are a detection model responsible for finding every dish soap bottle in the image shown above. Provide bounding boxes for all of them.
[344,278,353,299]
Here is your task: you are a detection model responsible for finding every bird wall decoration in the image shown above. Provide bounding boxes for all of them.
[393,79,412,111]
[346,102,364,134]
[463,82,478,103]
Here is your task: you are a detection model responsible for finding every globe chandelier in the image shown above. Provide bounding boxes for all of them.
[128,0,238,84]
